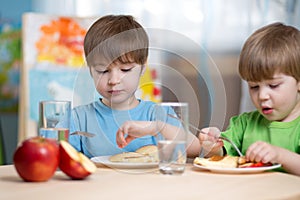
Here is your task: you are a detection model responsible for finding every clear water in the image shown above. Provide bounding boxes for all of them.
[39,128,69,142]
[158,140,186,175]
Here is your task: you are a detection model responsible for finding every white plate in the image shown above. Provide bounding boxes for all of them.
[91,156,158,169]
[193,163,281,174]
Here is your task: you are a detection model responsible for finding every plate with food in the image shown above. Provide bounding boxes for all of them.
[91,145,159,169]
[193,155,281,174]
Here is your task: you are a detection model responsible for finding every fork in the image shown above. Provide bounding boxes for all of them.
[70,131,96,137]
[167,114,244,157]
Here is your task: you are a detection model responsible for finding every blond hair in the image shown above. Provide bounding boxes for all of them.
[239,22,300,82]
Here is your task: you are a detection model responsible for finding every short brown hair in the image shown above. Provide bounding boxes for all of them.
[84,15,149,67]
[239,22,300,82]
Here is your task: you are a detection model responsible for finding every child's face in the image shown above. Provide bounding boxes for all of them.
[248,73,300,122]
[90,61,144,109]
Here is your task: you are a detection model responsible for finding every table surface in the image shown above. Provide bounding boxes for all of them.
[1,163,300,200]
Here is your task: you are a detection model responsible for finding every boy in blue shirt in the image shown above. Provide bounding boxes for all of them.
[69,15,201,158]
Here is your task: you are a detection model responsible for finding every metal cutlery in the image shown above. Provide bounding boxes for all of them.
[167,114,243,157]
[216,136,243,157]
[70,131,96,137]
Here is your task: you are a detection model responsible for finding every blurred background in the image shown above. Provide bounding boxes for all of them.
[0,0,299,164]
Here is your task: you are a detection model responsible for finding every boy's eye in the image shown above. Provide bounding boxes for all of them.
[121,68,132,72]
[269,84,279,89]
[95,69,108,74]
[249,85,259,90]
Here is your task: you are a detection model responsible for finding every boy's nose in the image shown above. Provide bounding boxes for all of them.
[258,88,270,100]
[108,71,121,85]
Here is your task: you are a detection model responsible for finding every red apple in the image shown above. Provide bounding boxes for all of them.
[59,140,96,179]
[13,137,59,182]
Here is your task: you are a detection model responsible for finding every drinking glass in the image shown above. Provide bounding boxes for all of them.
[38,100,71,142]
[155,102,189,175]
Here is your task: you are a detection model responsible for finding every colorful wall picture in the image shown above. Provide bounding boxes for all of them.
[20,13,161,141]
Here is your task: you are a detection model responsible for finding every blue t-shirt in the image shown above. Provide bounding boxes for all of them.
[68,99,158,158]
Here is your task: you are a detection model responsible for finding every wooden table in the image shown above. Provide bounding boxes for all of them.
[1,164,300,200]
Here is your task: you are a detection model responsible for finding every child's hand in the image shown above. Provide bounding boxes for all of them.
[200,127,222,141]
[198,127,224,157]
[116,121,156,148]
[246,141,280,164]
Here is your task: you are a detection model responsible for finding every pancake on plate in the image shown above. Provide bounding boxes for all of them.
[135,145,159,162]
[194,155,242,168]
[109,145,158,163]
[194,155,271,168]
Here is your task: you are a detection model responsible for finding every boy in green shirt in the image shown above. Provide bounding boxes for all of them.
[200,22,300,176]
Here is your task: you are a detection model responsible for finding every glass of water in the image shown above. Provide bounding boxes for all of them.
[154,102,189,175]
[38,100,71,142]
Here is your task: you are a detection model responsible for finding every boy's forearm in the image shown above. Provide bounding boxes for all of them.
[156,121,186,140]
[186,133,201,157]
[158,122,201,157]
[275,147,300,176]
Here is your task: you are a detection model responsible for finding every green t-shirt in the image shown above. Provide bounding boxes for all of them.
[221,110,300,157]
